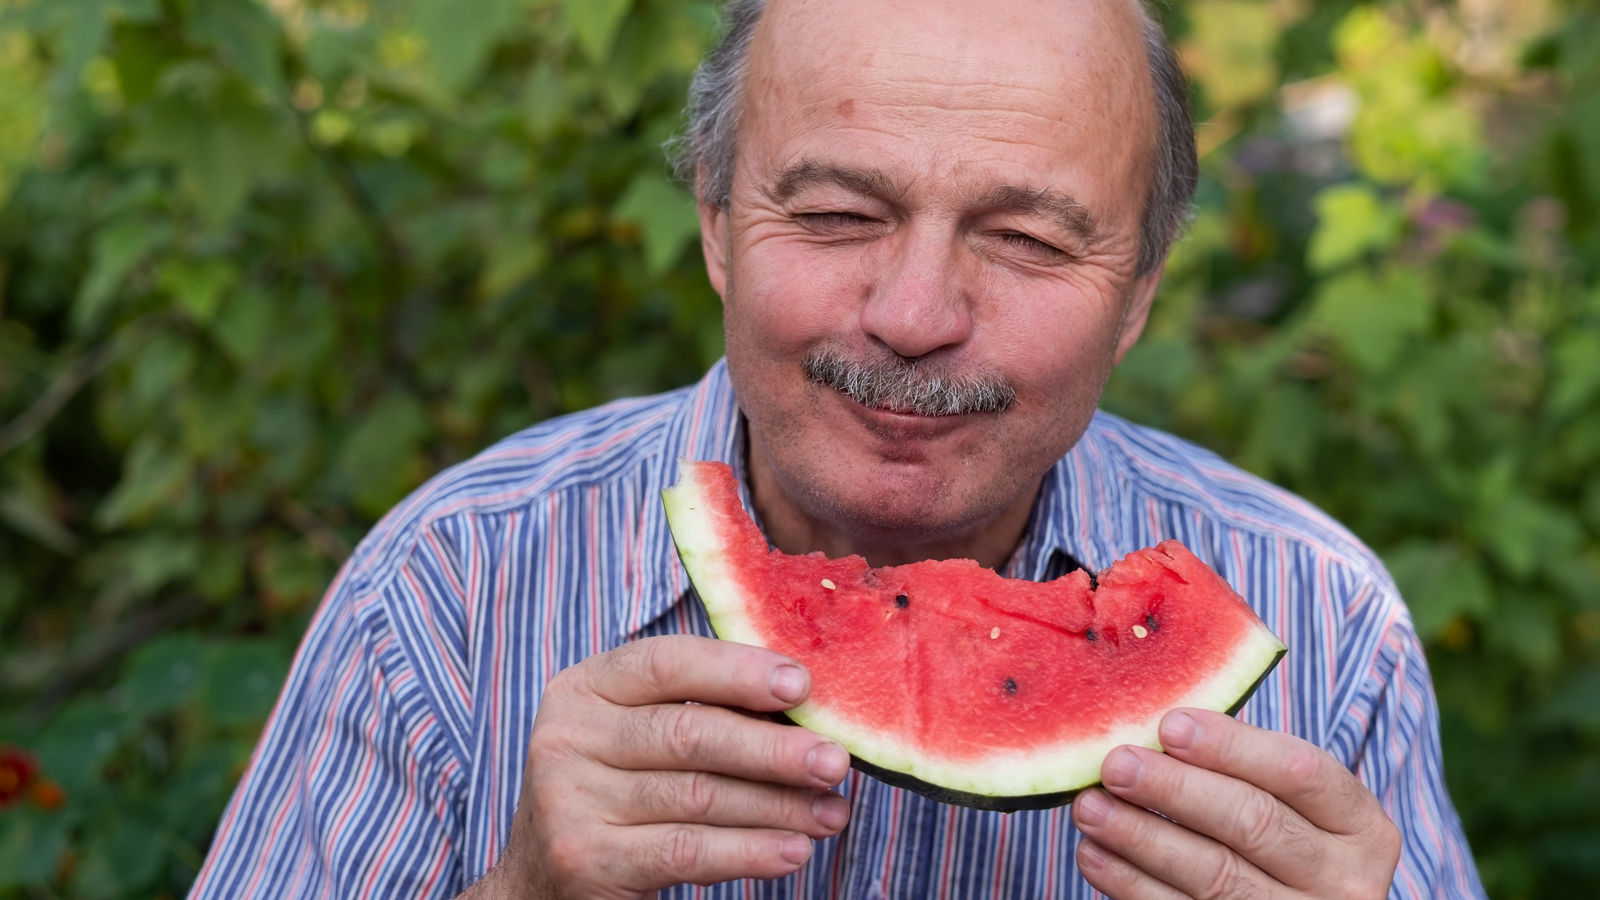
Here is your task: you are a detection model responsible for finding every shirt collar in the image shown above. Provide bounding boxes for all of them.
[631,363,1136,638]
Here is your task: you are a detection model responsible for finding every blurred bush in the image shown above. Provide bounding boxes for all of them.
[0,0,1595,897]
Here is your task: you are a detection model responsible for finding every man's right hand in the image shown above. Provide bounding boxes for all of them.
[476,635,853,899]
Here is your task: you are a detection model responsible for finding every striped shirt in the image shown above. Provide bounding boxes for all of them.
[189,359,1484,899]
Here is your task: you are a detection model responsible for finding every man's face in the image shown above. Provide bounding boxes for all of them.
[700,0,1164,562]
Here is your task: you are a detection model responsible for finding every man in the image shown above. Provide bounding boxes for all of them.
[189,0,1486,897]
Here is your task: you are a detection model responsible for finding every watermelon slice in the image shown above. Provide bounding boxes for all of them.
[661,460,1286,811]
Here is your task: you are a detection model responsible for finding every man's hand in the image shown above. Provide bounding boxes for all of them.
[1071,708,1401,899]
[479,636,851,899]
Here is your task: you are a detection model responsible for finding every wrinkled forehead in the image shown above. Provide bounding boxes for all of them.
[747,0,1154,121]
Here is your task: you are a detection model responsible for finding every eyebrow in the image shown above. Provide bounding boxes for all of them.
[769,160,1101,245]
[969,183,1102,245]
[769,160,908,205]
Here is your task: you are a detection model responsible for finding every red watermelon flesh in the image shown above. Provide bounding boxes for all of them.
[661,460,1287,810]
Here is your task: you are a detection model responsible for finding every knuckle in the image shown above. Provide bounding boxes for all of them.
[1283,742,1325,791]
[659,825,705,874]
[1196,853,1256,900]
[1235,791,1286,857]
[635,637,677,693]
[664,704,709,761]
[680,771,719,821]
[543,831,586,883]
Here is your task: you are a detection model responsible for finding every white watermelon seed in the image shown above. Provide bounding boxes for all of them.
[989,626,1000,639]
[1132,624,1149,639]
[821,578,836,590]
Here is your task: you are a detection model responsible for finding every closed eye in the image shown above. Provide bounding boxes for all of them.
[797,212,881,229]
[993,231,1070,261]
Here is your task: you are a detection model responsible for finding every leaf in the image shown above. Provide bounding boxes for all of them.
[1181,0,1280,110]
[562,0,631,62]
[95,434,191,530]
[157,257,237,324]
[72,218,173,334]
[335,391,431,518]
[188,0,287,99]
[1385,540,1494,640]
[122,632,208,717]
[125,72,291,224]
[1307,183,1404,272]
[416,0,523,94]
[0,807,69,890]
[1550,329,1600,419]
[202,640,289,729]
[1477,491,1584,580]
[1308,265,1432,374]
[612,173,699,275]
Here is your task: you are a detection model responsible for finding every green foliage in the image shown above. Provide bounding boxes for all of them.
[0,0,1595,897]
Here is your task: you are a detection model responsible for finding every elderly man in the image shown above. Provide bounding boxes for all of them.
[189,0,1485,897]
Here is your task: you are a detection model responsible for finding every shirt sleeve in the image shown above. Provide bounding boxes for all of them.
[187,559,468,899]
[1330,586,1487,899]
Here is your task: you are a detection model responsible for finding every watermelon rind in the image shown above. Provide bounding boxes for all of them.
[661,460,1288,810]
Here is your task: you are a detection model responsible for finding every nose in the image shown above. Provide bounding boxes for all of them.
[857,225,974,359]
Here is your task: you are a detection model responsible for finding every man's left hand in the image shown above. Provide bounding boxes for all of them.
[1071,708,1401,899]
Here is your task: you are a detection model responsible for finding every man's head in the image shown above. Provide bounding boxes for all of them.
[677,0,1199,566]
[674,0,1198,279]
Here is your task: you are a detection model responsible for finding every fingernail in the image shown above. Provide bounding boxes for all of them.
[1075,789,1112,828]
[1161,710,1197,749]
[770,664,808,703]
[779,834,813,865]
[1101,747,1141,788]
[806,742,850,783]
[813,793,850,830]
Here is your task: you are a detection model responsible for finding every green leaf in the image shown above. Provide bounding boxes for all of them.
[157,257,237,324]
[1308,265,1432,374]
[562,0,631,62]
[1550,329,1600,419]
[1307,183,1404,272]
[125,73,292,224]
[335,391,431,517]
[1181,0,1280,110]
[0,807,70,890]
[1385,541,1494,640]
[188,0,286,99]
[122,632,208,717]
[202,639,289,728]
[72,218,173,334]
[1477,491,1584,580]
[95,434,191,530]
[416,0,523,94]
[612,173,699,275]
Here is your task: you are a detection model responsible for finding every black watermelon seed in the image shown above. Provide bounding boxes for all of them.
[1088,571,1099,590]
[1145,613,1160,632]
[1085,628,1098,642]
[1003,677,1018,695]
[894,593,909,608]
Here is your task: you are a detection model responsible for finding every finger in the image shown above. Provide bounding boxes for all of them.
[1075,784,1273,896]
[613,769,851,839]
[582,635,811,711]
[1094,743,1328,888]
[1074,834,1191,900]
[1159,709,1386,835]
[607,701,851,789]
[624,824,816,889]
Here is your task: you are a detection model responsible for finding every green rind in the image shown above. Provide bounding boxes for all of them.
[661,461,1290,810]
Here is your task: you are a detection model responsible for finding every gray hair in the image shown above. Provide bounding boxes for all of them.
[668,0,1198,277]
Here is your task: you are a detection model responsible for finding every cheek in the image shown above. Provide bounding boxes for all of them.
[727,237,867,351]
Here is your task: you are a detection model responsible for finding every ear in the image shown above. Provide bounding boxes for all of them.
[696,171,731,303]
[1112,265,1163,364]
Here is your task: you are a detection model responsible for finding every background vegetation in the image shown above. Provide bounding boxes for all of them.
[0,0,1595,896]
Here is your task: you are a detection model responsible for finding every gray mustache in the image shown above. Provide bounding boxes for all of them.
[803,351,1017,416]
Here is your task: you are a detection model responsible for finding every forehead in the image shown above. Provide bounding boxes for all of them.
[741,0,1156,214]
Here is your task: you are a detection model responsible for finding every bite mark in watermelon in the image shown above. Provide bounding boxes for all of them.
[661,460,1287,811]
